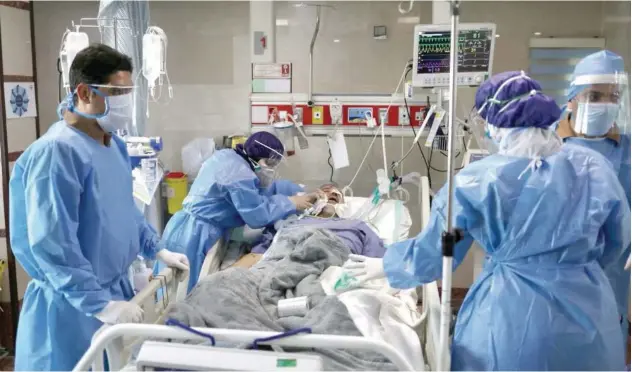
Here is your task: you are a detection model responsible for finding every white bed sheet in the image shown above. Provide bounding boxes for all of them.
[335,197,413,245]
[320,266,425,371]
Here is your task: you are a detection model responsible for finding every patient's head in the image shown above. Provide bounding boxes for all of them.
[319,183,344,204]
[315,183,344,218]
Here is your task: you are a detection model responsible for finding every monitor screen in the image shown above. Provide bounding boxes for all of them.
[416,29,493,75]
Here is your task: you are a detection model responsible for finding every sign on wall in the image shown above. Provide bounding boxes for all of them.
[251,63,292,93]
[4,82,37,119]
[252,63,292,79]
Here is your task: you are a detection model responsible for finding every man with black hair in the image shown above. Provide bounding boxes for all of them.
[9,43,189,370]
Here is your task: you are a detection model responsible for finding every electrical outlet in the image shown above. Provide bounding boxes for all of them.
[312,106,324,124]
[398,106,410,126]
[294,107,303,122]
[379,108,388,125]
[415,111,423,123]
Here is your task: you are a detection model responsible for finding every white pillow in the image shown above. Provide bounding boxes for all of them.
[336,196,412,245]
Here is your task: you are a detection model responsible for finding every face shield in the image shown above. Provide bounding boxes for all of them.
[469,72,539,154]
[250,140,286,187]
[468,106,499,154]
[570,73,630,137]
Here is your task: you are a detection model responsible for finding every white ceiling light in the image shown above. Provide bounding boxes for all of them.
[397,16,420,24]
[533,32,542,36]
[495,34,500,38]
[276,19,289,26]
[333,39,340,43]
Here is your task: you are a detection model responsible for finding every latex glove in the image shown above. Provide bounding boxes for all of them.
[342,254,386,283]
[289,195,313,212]
[95,301,144,324]
[156,249,190,272]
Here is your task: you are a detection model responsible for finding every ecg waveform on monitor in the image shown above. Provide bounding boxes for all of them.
[416,30,492,74]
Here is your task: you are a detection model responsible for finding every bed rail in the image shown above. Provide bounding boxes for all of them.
[198,236,230,281]
[75,324,416,371]
[85,267,188,370]
[132,266,188,323]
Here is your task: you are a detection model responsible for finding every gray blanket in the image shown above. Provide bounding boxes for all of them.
[166,226,398,371]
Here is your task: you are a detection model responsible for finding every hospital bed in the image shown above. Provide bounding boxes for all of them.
[75,176,443,371]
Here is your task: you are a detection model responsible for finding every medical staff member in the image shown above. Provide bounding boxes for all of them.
[159,132,316,292]
[9,44,190,371]
[344,71,630,370]
[556,50,631,343]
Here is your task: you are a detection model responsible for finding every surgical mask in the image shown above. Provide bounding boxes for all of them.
[68,86,134,133]
[574,102,619,137]
[96,93,134,133]
[254,166,275,188]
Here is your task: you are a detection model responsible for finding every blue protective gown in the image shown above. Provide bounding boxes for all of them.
[9,121,160,371]
[158,149,300,292]
[383,145,630,370]
[564,135,631,342]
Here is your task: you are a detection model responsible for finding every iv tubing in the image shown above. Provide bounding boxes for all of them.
[344,61,410,193]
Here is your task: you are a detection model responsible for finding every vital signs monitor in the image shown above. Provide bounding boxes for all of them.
[412,23,496,88]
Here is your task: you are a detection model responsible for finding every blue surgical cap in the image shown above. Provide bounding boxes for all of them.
[567,50,626,101]
[239,131,284,160]
[475,71,562,129]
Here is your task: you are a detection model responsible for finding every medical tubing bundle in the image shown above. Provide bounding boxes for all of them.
[344,60,411,196]
[403,95,433,187]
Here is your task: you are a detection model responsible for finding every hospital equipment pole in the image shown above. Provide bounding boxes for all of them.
[438,1,463,370]
[307,5,321,107]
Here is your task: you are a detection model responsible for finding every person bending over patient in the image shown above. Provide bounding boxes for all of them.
[157,132,320,292]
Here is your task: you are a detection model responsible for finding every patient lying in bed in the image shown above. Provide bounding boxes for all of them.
[250,184,387,258]
[166,212,402,371]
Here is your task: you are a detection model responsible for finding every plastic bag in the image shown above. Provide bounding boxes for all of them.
[181,138,216,179]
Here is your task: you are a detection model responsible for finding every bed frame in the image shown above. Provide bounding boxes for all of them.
[77,176,443,371]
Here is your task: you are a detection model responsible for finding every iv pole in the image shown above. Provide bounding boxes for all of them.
[437,1,463,371]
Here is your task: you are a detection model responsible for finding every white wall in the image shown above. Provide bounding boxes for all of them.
[33,0,631,288]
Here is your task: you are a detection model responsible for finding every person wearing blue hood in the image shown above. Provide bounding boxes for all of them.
[557,50,631,345]
[157,131,318,292]
[342,71,630,370]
